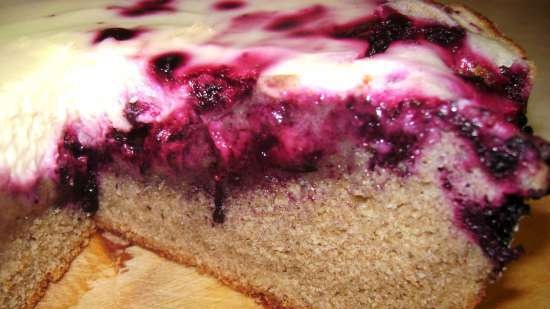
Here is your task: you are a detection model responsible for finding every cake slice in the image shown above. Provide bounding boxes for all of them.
[0,1,548,309]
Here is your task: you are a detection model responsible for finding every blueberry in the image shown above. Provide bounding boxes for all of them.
[460,195,530,273]
[151,52,188,82]
[93,27,142,44]
[423,25,465,47]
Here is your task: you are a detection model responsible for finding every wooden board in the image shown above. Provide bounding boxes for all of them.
[36,1,550,308]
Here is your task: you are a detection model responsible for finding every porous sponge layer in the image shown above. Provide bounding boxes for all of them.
[96,151,492,309]
[0,208,94,309]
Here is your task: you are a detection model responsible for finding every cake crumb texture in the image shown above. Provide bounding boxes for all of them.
[0,208,94,309]
[97,151,492,309]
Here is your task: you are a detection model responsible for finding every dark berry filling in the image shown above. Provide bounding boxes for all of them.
[459,64,530,105]
[483,137,531,178]
[500,66,530,104]
[185,66,256,113]
[92,27,144,44]
[150,52,189,83]
[109,0,176,18]
[459,195,530,274]
[446,111,538,179]
[330,10,467,57]
[333,12,415,57]
[422,25,465,48]
[213,1,246,11]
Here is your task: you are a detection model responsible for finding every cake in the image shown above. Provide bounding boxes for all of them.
[0,0,548,308]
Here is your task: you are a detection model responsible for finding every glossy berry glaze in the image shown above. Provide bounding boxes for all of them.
[2,0,548,274]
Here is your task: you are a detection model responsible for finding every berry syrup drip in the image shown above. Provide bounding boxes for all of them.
[213,175,225,223]
[56,130,105,213]
[93,27,145,44]
[108,0,176,17]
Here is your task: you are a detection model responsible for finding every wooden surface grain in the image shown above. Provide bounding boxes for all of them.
[37,1,550,308]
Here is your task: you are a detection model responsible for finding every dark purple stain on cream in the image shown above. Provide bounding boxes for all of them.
[109,0,176,17]
[92,27,144,44]
[265,5,326,31]
[213,0,246,11]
